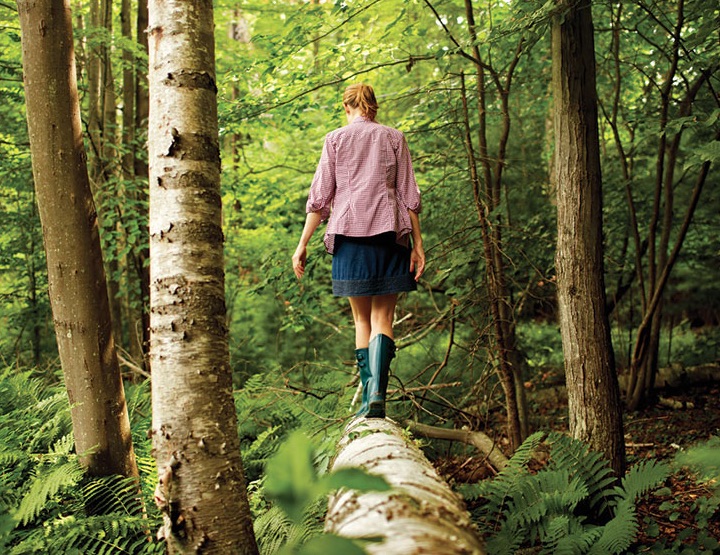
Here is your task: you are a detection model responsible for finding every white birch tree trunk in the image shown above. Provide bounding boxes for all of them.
[147,0,258,551]
[326,418,486,555]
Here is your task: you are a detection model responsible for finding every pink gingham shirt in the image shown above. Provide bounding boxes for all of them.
[306,117,422,254]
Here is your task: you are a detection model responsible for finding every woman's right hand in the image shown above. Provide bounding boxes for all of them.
[410,243,425,281]
[292,246,307,279]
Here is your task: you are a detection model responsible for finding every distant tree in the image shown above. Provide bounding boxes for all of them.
[551,0,625,475]
[17,0,138,478]
[147,0,258,551]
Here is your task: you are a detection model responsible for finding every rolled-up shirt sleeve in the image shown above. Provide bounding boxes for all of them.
[306,135,336,222]
[395,134,421,214]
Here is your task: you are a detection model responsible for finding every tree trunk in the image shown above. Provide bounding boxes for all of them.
[551,0,626,476]
[459,71,522,452]
[17,0,138,479]
[326,418,486,555]
[147,0,258,551]
[120,0,146,367]
[462,0,528,449]
[135,0,151,365]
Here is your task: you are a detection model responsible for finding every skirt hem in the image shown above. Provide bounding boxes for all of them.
[333,275,417,297]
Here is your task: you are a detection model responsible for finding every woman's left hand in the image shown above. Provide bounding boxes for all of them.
[410,244,425,281]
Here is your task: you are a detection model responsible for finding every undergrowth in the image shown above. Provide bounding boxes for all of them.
[0,367,162,554]
[459,431,719,555]
[2,364,718,554]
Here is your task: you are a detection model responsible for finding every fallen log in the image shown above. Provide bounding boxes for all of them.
[325,417,486,554]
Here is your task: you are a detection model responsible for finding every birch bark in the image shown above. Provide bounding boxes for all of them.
[326,418,486,554]
[147,0,258,551]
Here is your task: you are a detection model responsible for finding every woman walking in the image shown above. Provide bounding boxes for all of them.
[292,83,425,418]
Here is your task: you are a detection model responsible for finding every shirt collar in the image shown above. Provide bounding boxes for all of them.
[351,115,372,124]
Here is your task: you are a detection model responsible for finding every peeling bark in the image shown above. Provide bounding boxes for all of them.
[326,418,485,554]
[147,0,257,551]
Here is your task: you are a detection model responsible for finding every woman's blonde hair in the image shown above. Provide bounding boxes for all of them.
[343,83,378,121]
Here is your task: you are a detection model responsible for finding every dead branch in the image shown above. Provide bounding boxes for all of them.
[405,420,508,471]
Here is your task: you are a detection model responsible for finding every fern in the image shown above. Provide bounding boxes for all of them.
[10,514,163,555]
[618,458,670,502]
[474,432,670,555]
[472,431,546,524]
[82,475,145,517]
[254,501,325,555]
[0,367,164,554]
[546,432,617,514]
[586,498,638,555]
[13,460,84,526]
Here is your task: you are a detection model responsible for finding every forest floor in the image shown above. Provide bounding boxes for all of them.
[434,382,720,552]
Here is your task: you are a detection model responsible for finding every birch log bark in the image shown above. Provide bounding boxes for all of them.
[147,0,258,551]
[326,418,486,554]
[17,0,138,478]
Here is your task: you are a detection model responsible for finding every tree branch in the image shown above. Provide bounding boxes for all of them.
[405,420,508,471]
[241,56,435,120]
[422,0,485,69]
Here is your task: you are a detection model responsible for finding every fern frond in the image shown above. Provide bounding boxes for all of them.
[11,514,163,555]
[541,515,571,555]
[474,431,546,522]
[48,434,75,457]
[28,392,73,452]
[0,369,45,415]
[0,449,27,467]
[485,518,525,555]
[83,475,144,517]
[587,498,638,555]
[506,431,547,471]
[254,494,325,555]
[543,518,603,555]
[619,458,671,502]
[13,460,84,526]
[546,432,617,514]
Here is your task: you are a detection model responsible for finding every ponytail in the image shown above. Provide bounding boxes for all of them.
[343,83,378,121]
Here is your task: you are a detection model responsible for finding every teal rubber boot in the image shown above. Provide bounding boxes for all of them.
[366,334,396,419]
[355,348,370,417]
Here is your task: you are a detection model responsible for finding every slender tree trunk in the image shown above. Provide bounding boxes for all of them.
[460,0,528,449]
[147,0,258,551]
[459,71,522,452]
[326,418,486,554]
[120,0,145,366]
[551,0,625,476]
[101,8,125,349]
[136,0,151,365]
[17,0,138,478]
[623,8,715,408]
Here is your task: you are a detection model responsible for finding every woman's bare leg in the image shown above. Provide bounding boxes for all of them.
[369,293,398,340]
[348,296,372,348]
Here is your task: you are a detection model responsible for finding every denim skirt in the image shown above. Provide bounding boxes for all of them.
[332,232,417,297]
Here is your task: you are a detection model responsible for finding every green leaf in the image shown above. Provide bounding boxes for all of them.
[315,467,391,497]
[264,431,317,523]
